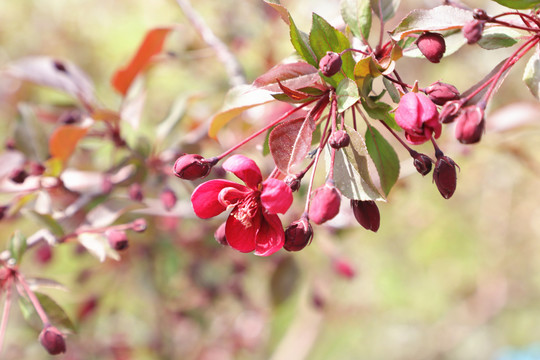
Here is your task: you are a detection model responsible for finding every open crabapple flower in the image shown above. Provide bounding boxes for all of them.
[191,155,293,256]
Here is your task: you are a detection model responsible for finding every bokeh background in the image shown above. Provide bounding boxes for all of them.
[1,0,540,359]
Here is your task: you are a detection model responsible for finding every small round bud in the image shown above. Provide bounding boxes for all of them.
[329,130,350,149]
[128,183,144,202]
[473,9,489,21]
[424,81,460,106]
[433,155,458,199]
[131,218,147,232]
[284,216,313,252]
[39,325,66,355]
[284,175,301,192]
[319,51,343,77]
[439,100,462,124]
[214,222,228,246]
[454,105,485,144]
[416,32,446,63]
[173,154,213,181]
[412,152,433,176]
[463,20,485,44]
[9,168,28,184]
[106,229,129,251]
[332,258,356,279]
[308,182,341,225]
[351,200,380,232]
[160,188,177,211]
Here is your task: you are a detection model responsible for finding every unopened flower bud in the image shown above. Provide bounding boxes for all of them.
[424,81,460,106]
[284,216,313,252]
[433,155,458,199]
[284,175,301,192]
[473,9,489,21]
[160,188,177,211]
[333,258,356,279]
[35,243,53,264]
[416,32,446,63]
[454,105,485,144]
[214,222,228,246]
[308,183,341,225]
[131,218,147,232]
[39,325,66,355]
[395,92,441,145]
[29,162,46,176]
[173,154,213,180]
[9,168,28,184]
[329,130,350,149]
[106,229,129,250]
[411,152,433,176]
[463,20,485,44]
[319,51,342,77]
[439,100,462,124]
[128,183,144,202]
[351,200,380,232]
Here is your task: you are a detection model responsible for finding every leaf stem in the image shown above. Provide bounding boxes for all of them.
[16,272,50,326]
[0,275,13,354]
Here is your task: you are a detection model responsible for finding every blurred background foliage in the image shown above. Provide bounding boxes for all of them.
[1,0,540,359]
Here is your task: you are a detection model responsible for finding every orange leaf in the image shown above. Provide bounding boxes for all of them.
[49,125,89,162]
[111,27,173,95]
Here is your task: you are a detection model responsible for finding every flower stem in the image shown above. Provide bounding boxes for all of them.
[0,275,13,354]
[16,273,50,326]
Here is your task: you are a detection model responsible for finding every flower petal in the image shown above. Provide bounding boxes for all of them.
[417,92,439,123]
[260,178,293,214]
[254,212,284,256]
[225,210,260,253]
[223,155,262,190]
[191,179,245,219]
[395,92,421,132]
[218,187,252,208]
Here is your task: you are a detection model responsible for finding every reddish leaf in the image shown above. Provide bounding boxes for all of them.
[253,62,321,92]
[277,79,311,101]
[5,56,96,106]
[49,125,89,162]
[263,0,290,25]
[111,27,173,95]
[269,117,305,174]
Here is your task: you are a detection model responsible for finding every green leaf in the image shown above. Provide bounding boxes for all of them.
[9,231,27,264]
[309,13,355,86]
[365,126,399,196]
[289,15,318,67]
[491,0,540,9]
[330,126,384,201]
[23,210,65,237]
[336,78,360,112]
[341,0,372,40]
[15,104,50,162]
[19,293,76,333]
[390,5,473,41]
[370,0,401,22]
[361,98,399,130]
[270,257,300,307]
[523,48,540,100]
[383,77,400,103]
[478,27,520,50]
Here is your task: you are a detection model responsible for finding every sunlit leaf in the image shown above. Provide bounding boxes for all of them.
[5,56,96,105]
[370,0,401,22]
[209,85,275,138]
[263,0,290,24]
[111,27,173,95]
[341,0,372,40]
[390,5,473,41]
[289,15,318,67]
[26,278,69,292]
[478,27,520,50]
[15,104,49,162]
[85,197,145,228]
[19,293,76,333]
[8,230,27,264]
[270,256,300,306]
[22,210,65,237]
[491,0,540,9]
[365,126,399,196]
[331,127,384,201]
[336,78,360,112]
[523,47,540,100]
[383,77,400,103]
[78,233,120,262]
[269,117,307,174]
[49,124,90,162]
[253,62,320,92]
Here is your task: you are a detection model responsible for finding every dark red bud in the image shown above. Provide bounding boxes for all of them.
[319,51,343,77]
[77,296,99,322]
[173,154,213,181]
[9,168,28,184]
[424,81,460,106]
[160,188,177,211]
[454,105,485,144]
[333,258,356,279]
[214,222,228,246]
[308,183,341,225]
[131,218,147,232]
[284,175,301,192]
[351,200,380,232]
[39,325,66,355]
[416,32,446,63]
[463,20,485,44]
[106,230,129,251]
[35,243,53,264]
[433,155,458,199]
[128,183,144,202]
[412,152,433,176]
[329,130,350,149]
[473,9,489,21]
[284,216,313,252]
[439,100,462,124]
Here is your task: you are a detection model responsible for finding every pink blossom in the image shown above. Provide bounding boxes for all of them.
[191,155,293,256]
[395,92,442,145]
